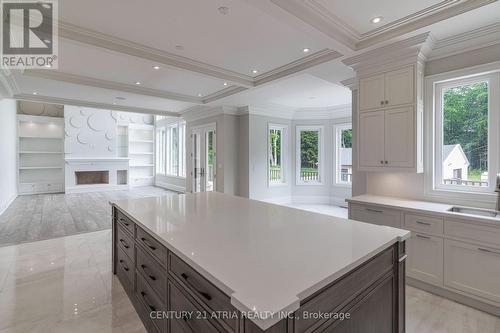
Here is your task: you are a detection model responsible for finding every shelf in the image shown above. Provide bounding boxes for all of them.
[19,151,63,154]
[19,166,63,170]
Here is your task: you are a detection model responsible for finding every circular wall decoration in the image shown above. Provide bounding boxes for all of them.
[76,133,88,145]
[120,114,127,121]
[105,132,114,141]
[69,115,83,128]
[108,145,114,152]
[87,114,104,132]
[64,130,75,138]
[80,108,93,116]
[129,115,137,123]
[110,111,119,122]
[143,115,154,125]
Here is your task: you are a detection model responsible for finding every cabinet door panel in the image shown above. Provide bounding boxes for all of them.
[359,111,385,168]
[444,239,500,303]
[407,233,443,286]
[384,106,414,168]
[385,66,414,107]
[359,74,385,111]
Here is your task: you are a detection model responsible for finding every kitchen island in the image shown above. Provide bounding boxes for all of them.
[111,192,410,332]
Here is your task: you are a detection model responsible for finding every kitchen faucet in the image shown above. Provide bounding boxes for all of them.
[496,174,500,211]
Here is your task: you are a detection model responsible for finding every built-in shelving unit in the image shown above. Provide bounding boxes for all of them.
[128,124,154,187]
[18,114,65,194]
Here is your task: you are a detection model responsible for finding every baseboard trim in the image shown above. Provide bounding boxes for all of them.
[155,181,185,193]
[0,192,17,216]
[407,277,500,317]
[65,185,129,194]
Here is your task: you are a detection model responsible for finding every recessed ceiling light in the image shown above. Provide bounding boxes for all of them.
[45,64,51,68]
[303,48,310,53]
[252,69,258,74]
[223,82,228,86]
[112,102,117,105]
[152,65,160,70]
[371,16,383,24]
[43,39,51,44]
[33,91,38,95]
[197,93,202,97]
[41,3,51,9]
[218,6,229,15]
[115,96,126,100]
[135,81,141,85]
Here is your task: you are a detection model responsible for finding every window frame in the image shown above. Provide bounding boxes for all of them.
[334,123,353,187]
[267,123,288,187]
[155,127,166,175]
[156,119,186,179]
[434,73,499,194]
[295,125,324,186]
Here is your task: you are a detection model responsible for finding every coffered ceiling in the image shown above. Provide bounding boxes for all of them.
[1,0,499,117]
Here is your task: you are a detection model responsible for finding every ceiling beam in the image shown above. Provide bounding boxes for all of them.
[24,70,203,104]
[14,93,180,116]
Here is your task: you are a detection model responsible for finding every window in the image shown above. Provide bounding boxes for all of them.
[434,73,499,193]
[268,124,287,185]
[334,124,352,186]
[296,126,323,185]
[156,121,186,177]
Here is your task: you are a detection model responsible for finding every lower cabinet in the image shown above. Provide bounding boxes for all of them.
[348,203,402,228]
[444,239,500,304]
[407,233,443,286]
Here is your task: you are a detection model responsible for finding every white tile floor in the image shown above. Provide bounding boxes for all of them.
[0,230,498,333]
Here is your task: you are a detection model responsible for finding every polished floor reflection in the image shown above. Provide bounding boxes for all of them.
[0,230,498,333]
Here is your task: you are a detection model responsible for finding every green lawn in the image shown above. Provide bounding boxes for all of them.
[468,169,483,181]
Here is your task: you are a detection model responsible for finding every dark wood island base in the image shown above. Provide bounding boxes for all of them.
[112,206,407,333]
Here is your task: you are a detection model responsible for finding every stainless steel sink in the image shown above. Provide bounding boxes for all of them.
[448,206,500,219]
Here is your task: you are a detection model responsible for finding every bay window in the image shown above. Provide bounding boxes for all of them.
[156,120,186,178]
[335,124,352,186]
[296,126,323,185]
[268,124,287,185]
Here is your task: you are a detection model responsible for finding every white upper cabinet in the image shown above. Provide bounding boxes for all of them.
[357,64,423,172]
[359,74,385,111]
[384,67,414,108]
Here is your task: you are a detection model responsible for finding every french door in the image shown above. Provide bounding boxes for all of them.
[191,124,216,193]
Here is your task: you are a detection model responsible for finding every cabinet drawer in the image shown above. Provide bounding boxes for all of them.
[170,253,237,331]
[444,239,500,303]
[46,183,63,193]
[295,246,394,332]
[19,183,36,193]
[137,227,168,265]
[407,233,443,286]
[404,214,443,236]
[136,272,166,333]
[349,203,402,228]
[116,210,135,236]
[117,224,135,262]
[444,218,500,248]
[116,245,134,293]
[169,280,219,333]
[137,245,167,299]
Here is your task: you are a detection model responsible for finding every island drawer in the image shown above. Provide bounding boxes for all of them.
[116,245,134,293]
[137,245,167,299]
[137,226,168,265]
[116,210,135,236]
[444,218,500,248]
[136,272,166,333]
[117,224,135,262]
[294,246,394,333]
[168,280,220,333]
[404,213,443,236]
[169,253,238,331]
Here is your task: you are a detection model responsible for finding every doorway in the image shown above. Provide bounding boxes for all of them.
[191,123,216,193]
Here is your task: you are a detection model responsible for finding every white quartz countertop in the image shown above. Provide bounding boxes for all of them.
[111,192,410,330]
[347,194,500,225]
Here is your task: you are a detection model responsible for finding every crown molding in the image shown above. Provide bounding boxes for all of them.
[14,93,179,116]
[293,104,351,120]
[59,21,255,87]
[342,32,434,74]
[429,22,500,60]
[202,86,249,104]
[179,105,237,122]
[23,70,202,104]
[254,49,343,86]
[340,78,357,90]
[270,0,496,50]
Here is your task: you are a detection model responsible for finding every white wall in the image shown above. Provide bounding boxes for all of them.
[0,99,18,215]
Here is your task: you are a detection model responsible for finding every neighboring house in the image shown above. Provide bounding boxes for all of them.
[442,144,469,181]
[340,148,352,182]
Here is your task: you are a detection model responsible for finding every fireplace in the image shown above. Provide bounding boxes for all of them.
[75,171,109,185]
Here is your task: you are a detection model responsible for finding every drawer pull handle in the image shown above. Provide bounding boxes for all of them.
[119,218,130,227]
[365,208,383,213]
[416,221,431,226]
[416,234,431,240]
[119,259,129,272]
[478,248,500,255]
[141,238,157,251]
[119,239,129,249]
[140,264,157,281]
[140,291,156,312]
[180,273,213,301]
